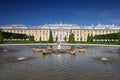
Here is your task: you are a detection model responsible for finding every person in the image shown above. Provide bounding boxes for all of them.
[58,42,61,49]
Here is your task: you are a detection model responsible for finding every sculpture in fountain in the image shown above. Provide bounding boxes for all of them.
[32,41,86,55]
[57,42,61,49]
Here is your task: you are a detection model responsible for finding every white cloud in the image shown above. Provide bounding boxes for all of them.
[99,10,112,17]
[109,19,120,24]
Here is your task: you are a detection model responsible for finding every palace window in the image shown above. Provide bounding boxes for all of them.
[102,31,104,33]
[106,31,108,33]
[36,38,37,40]
[32,33,34,36]
[36,33,37,36]
[46,31,48,35]
[84,33,86,36]
[43,31,45,35]
[84,38,86,41]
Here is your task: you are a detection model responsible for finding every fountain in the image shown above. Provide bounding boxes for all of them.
[32,48,42,52]
[101,57,108,61]
[17,57,26,60]
[32,42,86,55]
[57,42,61,49]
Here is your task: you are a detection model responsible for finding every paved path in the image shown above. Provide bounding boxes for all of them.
[0,43,120,47]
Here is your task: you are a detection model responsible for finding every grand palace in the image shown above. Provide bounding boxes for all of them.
[1,22,120,42]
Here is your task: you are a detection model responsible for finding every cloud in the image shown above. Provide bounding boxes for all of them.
[99,10,120,17]
[99,10,120,25]
[99,10,112,17]
[109,19,120,24]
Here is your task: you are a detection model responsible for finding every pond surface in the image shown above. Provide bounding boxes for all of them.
[0,45,120,80]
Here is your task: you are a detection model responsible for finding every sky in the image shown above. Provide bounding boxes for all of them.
[0,0,120,26]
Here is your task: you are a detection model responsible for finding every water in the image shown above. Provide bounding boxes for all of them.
[0,45,120,80]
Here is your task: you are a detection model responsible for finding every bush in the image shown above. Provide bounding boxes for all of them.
[48,31,54,43]
[68,33,75,43]
[28,36,34,42]
[118,32,120,45]
[0,29,3,43]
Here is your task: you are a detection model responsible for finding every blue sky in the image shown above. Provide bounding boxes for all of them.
[0,0,120,26]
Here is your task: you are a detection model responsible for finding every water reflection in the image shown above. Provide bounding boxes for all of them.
[42,53,49,58]
[91,57,118,64]
[0,45,120,80]
[56,54,62,63]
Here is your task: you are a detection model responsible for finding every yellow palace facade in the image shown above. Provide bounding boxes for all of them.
[1,22,120,42]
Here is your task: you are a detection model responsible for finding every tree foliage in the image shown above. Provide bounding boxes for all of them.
[68,33,75,43]
[48,31,54,43]
[93,33,118,39]
[87,34,93,42]
[39,36,41,42]
[28,36,34,42]
[118,32,120,45]
[87,34,90,42]
[2,32,27,39]
[93,33,120,45]
[0,29,3,43]
[81,37,82,41]
[2,31,27,42]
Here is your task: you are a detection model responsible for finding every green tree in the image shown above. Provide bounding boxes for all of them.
[48,31,54,43]
[68,34,71,42]
[0,29,3,43]
[68,33,72,43]
[81,37,82,41]
[89,34,93,42]
[118,32,120,45]
[2,31,27,42]
[68,33,75,43]
[87,34,93,42]
[40,36,41,42]
[71,33,75,43]
[28,36,34,42]
[87,33,90,42]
